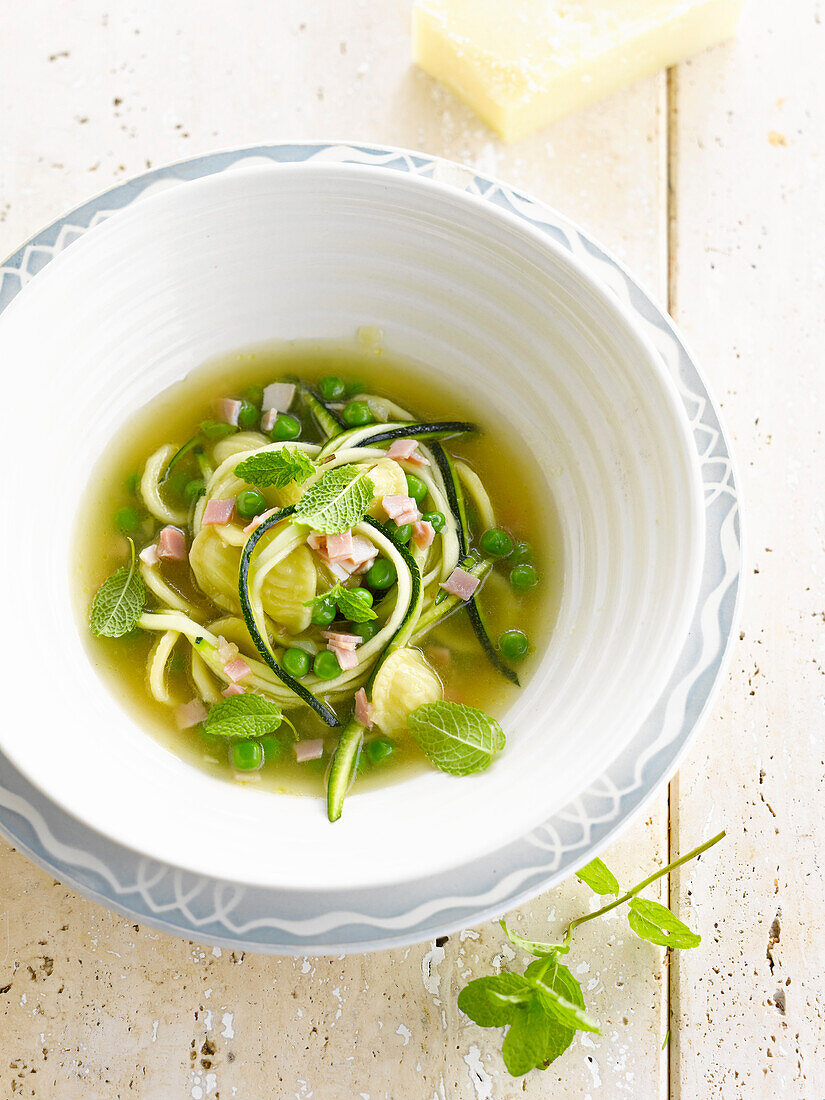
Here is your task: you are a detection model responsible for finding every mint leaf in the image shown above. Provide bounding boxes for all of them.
[627,898,701,949]
[291,465,374,534]
[457,974,533,1028]
[305,582,377,623]
[576,857,620,896]
[500,920,564,958]
[407,702,505,776]
[204,695,283,739]
[234,447,315,489]
[525,959,588,1064]
[501,999,553,1077]
[89,538,146,638]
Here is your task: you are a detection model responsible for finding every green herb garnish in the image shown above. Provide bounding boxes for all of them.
[305,582,378,624]
[459,830,725,1077]
[203,695,283,739]
[89,538,146,638]
[407,701,505,775]
[234,447,315,490]
[291,465,374,534]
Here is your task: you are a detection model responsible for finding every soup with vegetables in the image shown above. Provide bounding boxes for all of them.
[77,341,560,820]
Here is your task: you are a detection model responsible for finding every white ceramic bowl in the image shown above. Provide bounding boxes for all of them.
[0,163,703,893]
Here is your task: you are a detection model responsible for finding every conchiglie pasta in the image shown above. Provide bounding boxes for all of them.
[366,458,408,517]
[371,648,443,735]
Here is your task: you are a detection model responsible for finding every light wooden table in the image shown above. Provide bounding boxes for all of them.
[1,1,821,1096]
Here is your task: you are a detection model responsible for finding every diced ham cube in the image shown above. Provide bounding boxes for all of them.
[382,495,418,521]
[306,532,327,551]
[294,739,324,763]
[221,683,245,697]
[329,645,358,671]
[216,397,241,426]
[175,699,207,729]
[243,506,280,535]
[387,439,429,466]
[262,382,296,412]
[158,525,187,561]
[412,520,435,550]
[347,535,378,568]
[260,407,278,432]
[139,543,160,567]
[439,566,480,601]
[355,687,374,728]
[202,498,235,526]
[321,631,362,650]
[223,657,252,683]
[326,560,350,581]
[393,508,421,526]
[326,530,354,559]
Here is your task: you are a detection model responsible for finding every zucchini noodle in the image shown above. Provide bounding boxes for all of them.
[147,630,180,703]
[212,430,268,465]
[140,560,198,616]
[190,648,222,704]
[456,460,495,530]
[140,445,188,525]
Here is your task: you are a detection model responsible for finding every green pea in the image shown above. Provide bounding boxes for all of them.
[115,506,141,535]
[480,527,514,558]
[318,376,346,401]
[352,618,380,642]
[183,478,205,504]
[365,558,396,590]
[511,540,533,564]
[259,733,282,761]
[366,737,395,765]
[235,488,267,519]
[201,419,237,440]
[342,400,373,427]
[422,510,446,532]
[498,629,530,661]
[230,739,264,771]
[405,473,427,505]
[394,523,413,544]
[348,587,374,610]
[282,647,311,678]
[269,413,301,442]
[237,400,259,430]
[313,650,341,680]
[311,595,337,626]
[509,563,538,592]
[243,384,264,407]
[125,472,141,496]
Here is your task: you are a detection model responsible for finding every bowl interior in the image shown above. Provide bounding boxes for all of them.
[0,165,703,889]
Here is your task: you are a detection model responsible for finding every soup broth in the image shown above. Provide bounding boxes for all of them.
[75,339,562,808]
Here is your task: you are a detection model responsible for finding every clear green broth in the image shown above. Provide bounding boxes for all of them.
[73,338,563,796]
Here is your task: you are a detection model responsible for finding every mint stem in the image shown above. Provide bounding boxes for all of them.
[561,829,726,948]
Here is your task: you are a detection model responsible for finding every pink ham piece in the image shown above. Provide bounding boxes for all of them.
[223,657,252,683]
[243,506,280,535]
[221,683,245,697]
[202,498,235,526]
[387,439,429,466]
[329,645,359,671]
[175,699,207,729]
[355,687,374,728]
[326,530,354,559]
[139,544,160,567]
[259,407,278,432]
[412,520,435,550]
[262,381,296,412]
[321,631,362,650]
[306,532,326,551]
[439,566,480,601]
[158,525,187,561]
[215,397,241,426]
[294,739,324,763]
[326,560,350,581]
[382,495,418,521]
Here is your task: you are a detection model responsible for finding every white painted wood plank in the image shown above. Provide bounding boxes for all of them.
[0,2,669,1095]
[669,0,825,1094]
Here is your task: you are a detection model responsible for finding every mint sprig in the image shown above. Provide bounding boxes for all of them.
[305,582,378,623]
[203,695,283,739]
[234,447,315,489]
[291,465,374,534]
[89,538,146,638]
[407,701,505,775]
[459,830,725,1077]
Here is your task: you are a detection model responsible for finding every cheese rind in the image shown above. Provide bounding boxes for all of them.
[413,0,745,142]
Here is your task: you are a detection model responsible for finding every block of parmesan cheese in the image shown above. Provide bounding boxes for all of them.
[413,0,744,142]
